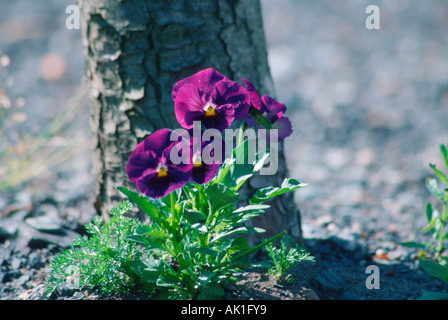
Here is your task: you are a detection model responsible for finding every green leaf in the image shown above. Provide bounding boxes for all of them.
[191,223,208,233]
[419,259,448,284]
[249,107,273,130]
[187,247,218,257]
[232,204,271,214]
[441,143,448,171]
[135,224,169,240]
[184,209,208,223]
[400,241,431,249]
[217,231,287,270]
[422,213,440,232]
[249,178,307,204]
[211,157,235,186]
[129,260,163,284]
[226,204,270,224]
[117,187,169,230]
[205,183,239,213]
[156,273,179,287]
[211,226,265,243]
[126,235,169,252]
[203,282,225,296]
[425,178,445,201]
[426,202,433,223]
[429,164,448,184]
[227,237,250,255]
[417,291,448,300]
[212,140,271,191]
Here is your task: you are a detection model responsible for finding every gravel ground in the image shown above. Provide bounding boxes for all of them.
[1,0,448,300]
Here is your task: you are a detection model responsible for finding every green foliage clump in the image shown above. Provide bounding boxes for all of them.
[46,140,307,300]
[265,237,314,282]
[402,140,448,300]
[46,200,148,297]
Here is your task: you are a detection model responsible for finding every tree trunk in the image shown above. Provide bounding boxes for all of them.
[79,0,302,240]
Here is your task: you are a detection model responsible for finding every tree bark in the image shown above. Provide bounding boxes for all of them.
[79,0,302,240]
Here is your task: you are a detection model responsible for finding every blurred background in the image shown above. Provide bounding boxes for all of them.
[1,0,448,251]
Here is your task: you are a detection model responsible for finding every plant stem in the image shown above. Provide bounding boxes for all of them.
[171,191,178,225]
[169,191,187,268]
[237,122,245,147]
[437,200,447,258]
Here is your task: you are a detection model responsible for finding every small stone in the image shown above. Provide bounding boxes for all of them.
[329,230,359,252]
[28,284,47,300]
[15,224,78,250]
[28,251,44,269]
[10,257,22,270]
[16,273,30,287]
[73,291,85,300]
[56,282,77,298]
[301,287,320,300]
[25,215,64,234]
[1,270,11,284]
[314,270,346,292]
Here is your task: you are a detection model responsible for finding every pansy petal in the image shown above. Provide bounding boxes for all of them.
[211,81,250,120]
[242,78,267,113]
[136,171,167,198]
[142,128,177,157]
[261,95,287,123]
[260,116,293,142]
[174,83,209,129]
[126,150,158,184]
[172,68,229,100]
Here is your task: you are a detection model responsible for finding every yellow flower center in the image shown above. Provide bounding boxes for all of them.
[157,165,168,178]
[204,103,217,116]
[193,152,203,168]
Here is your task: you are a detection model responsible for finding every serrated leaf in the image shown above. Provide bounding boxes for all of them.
[249,178,307,204]
[205,183,239,213]
[419,259,448,284]
[211,226,265,242]
[429,164,448,184]
[232,204,270,214]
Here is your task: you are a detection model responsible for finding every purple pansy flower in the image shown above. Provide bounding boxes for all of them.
[242,78,293,141]
[190,133,224,185]
[176,129,224,185]
[126,129,193,198]
[172,68,250,132]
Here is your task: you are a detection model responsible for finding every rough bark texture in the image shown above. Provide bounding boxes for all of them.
[79,0,302,240]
